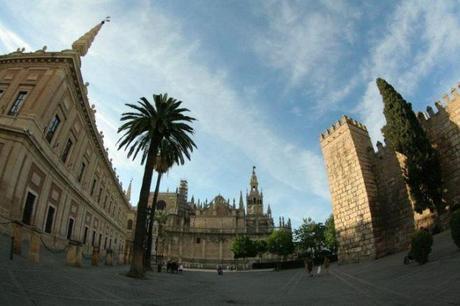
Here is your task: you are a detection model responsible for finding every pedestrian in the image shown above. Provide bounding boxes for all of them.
[306,256,313,277]
[316,260,322,276]
[324,256,330,273]
[217,265,223,275]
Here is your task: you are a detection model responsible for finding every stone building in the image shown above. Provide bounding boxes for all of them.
[320,83,460,263]
[148,167,291,268]
[0,20,133,262]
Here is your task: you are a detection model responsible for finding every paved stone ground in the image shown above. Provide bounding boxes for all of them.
[0,231,459,306]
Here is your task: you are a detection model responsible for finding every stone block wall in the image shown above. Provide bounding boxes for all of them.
[321,82,460,263]
[320,116,380,263]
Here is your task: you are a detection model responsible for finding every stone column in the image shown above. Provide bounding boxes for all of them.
[66,240,83,267]
[28,230,41,263]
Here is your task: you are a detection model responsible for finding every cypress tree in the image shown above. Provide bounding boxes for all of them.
[376,78,444,215]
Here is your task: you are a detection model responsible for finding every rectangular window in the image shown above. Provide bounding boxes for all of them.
[104,237,107,249]
[91,179,97,196]
[83,226,89,244]
[22,192,37,225]
[78,162,86,182]
[44,206,56,234]
[196,237,201,244]
[61,138,73,163]
[8,91,27,115]
[45,115,61,143]
[109,238,112,249]
[103,195,108,209]
[66,218,74,240]
[98,234,102,247]
[91,230,96,246]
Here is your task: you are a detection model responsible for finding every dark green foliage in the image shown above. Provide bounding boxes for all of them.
[324,215,338,254]
[231,236,257,259]
[410,230,433,264]
[254,239,268,257]
[377,78,444,215]
[268,229,294,258]
[450,210,460,248]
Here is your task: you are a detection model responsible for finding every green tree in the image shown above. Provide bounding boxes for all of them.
[267,229,294,259]
[377,78,444,215]
[118,93,196,278]
[254,239,268,262]
[144,138,193,270]
[231,235,257,260]
[294,217,325,257]
[324,215,338,254]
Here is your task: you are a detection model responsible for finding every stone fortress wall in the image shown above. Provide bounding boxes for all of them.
[320,82,460,263]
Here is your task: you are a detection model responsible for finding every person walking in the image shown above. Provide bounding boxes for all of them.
[306,256,313,277]
[324,256,330,273]
[316,258,322,276]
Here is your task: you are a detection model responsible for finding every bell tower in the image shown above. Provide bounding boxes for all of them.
[247,166,263,215]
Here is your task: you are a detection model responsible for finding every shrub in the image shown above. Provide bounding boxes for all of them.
[410,230,433,264]
[450,210,460,248]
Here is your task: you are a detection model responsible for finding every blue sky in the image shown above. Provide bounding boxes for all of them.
[1,0,460,228]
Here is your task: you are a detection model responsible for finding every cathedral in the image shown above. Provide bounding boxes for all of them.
[143,167,291,268]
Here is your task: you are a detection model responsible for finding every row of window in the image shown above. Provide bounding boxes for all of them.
[22,190,122,249]
[2,88,126,227]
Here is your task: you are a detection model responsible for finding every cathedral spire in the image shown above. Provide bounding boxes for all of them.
[239,191,244,209]
[126,178,132,202]
[267,204,271,216]
[250,166,259,191]
[72,17,109,57]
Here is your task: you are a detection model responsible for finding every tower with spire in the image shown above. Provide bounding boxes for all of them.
[246,166,264,216]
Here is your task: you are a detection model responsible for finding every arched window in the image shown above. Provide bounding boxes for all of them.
[127,219,133,230]
[156,200,167,210]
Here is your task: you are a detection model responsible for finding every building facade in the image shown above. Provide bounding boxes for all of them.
[320,83,460,263]
[0,21,132,261]
[147,168,290,268]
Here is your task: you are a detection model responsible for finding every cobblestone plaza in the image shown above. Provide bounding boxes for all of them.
[1,231,459,305]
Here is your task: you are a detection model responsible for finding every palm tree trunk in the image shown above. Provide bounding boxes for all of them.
[144,171,162,270]
[128,140,159,278]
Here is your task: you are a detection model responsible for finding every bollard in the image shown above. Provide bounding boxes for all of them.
[12,221,22,255]
[66,240,82,267]
[28,231,41,264]
[91,246,99,266]
[105,249,113,266]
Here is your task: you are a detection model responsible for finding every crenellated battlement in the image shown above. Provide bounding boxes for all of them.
[320,115,368,141]
[417,82,460,121]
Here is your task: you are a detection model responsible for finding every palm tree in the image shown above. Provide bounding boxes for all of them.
[118,94,196,278]
[144,138,192,270]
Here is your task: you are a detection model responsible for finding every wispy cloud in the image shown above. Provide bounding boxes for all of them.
[0,21,31,52]
[356,1,460,142]
[0,1,331,223]
[252,0,360,111]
